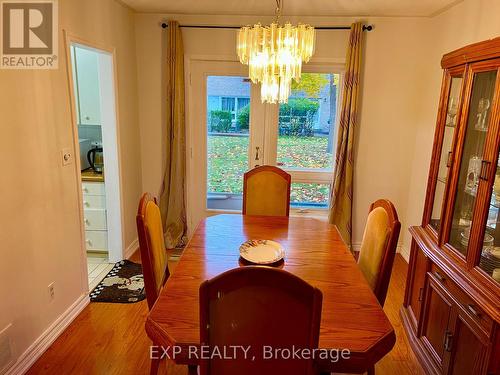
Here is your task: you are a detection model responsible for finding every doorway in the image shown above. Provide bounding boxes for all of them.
[187,60,342,234]
[66,38,123,291]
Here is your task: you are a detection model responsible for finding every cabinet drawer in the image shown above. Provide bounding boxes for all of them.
[82,194,106,209]
[430,263,494,336]
[84,209,107,230]
[82,182,105,196]
[85,230,107,250]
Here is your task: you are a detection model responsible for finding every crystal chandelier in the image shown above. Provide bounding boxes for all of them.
[236,0,315,104]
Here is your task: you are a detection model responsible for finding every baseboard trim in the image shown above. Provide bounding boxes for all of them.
[398,245,410,262]
[5,294,89,375]
[124,238,139,260]
[351,242,362,252]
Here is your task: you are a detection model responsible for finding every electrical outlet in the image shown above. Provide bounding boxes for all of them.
[61,148,72,166]
[48,282,55,301]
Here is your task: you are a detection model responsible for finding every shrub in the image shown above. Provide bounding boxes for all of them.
[280,98,319,117]
[209,110,232,133]
[237,105,250,130]
[279,98,319,136]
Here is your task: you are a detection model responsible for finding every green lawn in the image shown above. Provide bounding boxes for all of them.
[207,135,332,205]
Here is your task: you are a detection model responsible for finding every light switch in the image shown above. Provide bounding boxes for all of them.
[61,148,73,166]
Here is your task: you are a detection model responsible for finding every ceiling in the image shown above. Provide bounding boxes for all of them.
[121,0,461,17]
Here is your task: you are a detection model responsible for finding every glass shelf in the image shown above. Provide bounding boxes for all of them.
[463,187,500,209]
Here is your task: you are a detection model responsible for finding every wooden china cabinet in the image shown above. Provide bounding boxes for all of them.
[402,38,500,375]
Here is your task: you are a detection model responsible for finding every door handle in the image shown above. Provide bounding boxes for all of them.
[433,271,446,283]
[446,151,453,168]
[443,331,453,352]
[467,304,481,317]
[480,160,491,181]
[255,146,260,161]
[418,287,424,302]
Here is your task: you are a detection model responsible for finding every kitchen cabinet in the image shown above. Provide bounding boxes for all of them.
[401,37,500,375]
[82,181,108,252]
[73,46,101,126]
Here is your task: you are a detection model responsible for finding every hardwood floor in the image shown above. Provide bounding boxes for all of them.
[27,253,424,375]
[374,255,425,375]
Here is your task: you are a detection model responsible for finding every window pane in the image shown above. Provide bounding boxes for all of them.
[277,73,339,170]
[221,97,235,112]
[290,183,331,208]
[206,76,250,210]
[237,97,250,110]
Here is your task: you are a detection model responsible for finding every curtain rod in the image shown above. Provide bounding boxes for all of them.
[160,23,373,31]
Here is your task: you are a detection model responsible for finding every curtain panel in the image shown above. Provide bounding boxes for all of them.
[159,20,187,248]
[329,22,364,247]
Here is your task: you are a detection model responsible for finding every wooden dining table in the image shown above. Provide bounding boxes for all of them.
[146,214,395,373]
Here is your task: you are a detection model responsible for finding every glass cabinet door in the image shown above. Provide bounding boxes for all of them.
[447,70,497,257]
[430,76,463,232]
[478,150,500,283]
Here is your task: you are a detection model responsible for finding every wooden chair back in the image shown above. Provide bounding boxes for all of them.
[136,193,169,310]
[199,266,322,375]
[243,165,291,216]
[357,199,401,306]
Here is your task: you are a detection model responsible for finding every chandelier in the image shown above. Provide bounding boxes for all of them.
[236,0,315,104]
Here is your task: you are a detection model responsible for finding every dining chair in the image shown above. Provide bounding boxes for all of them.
[136,193,170,311]
[199,266,323,375]
[243,165,291,216]
[357,199,401,307]
[137,193,171,375]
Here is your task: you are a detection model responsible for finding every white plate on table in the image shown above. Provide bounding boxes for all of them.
[239,240,285,264]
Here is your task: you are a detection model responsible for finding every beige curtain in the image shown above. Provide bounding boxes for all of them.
[329,22,364,247]
[159,20,187,249]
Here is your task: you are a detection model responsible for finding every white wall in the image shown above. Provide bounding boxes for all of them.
[134,14,432,252]
[354,17,433,256]
[403,0,500,257]
[0,0,141,370]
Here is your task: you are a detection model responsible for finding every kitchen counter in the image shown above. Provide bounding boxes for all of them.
[81,169,104,182]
